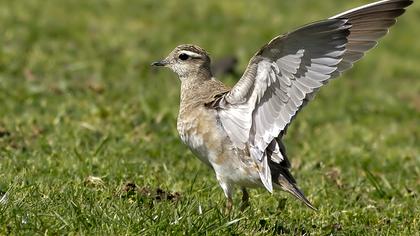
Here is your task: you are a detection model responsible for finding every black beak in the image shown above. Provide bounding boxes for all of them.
[151,60,168,66]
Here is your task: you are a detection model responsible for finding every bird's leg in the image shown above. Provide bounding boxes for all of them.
[240,188,250,211]
[217,177,233,214]
[226,197,233,213]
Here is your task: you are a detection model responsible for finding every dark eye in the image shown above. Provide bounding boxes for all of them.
[178,53,189,61]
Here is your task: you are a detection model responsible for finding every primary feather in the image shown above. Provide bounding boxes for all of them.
[210,0,413,192]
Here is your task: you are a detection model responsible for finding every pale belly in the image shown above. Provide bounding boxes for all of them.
[177,108,262,188]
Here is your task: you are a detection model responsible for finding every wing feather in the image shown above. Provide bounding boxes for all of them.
[210,0,412,192]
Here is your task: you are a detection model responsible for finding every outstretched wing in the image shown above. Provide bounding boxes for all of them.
[211,0,412,192]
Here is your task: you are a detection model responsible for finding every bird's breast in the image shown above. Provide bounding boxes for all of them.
[177,106,224,166]
[177,105,262,187]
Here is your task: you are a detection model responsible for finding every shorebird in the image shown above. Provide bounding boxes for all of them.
[152,0,412,211]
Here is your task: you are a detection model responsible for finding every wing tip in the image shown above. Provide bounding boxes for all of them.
[330,0,413,20]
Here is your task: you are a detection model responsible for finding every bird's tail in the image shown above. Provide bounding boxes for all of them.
[277,173,317,211]
[268,139,316,210]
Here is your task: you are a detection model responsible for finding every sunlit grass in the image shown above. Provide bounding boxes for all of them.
[0,0,419,234]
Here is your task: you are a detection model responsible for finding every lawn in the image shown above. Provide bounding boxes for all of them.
[0,0,419,234]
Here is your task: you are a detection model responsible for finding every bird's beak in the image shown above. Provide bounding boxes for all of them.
[151,59,169,67]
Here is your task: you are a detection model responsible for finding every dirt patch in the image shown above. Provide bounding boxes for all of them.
[118,181,181,203]
[0,127,11,138]
[87,81,105,94]
[325,167,344,189]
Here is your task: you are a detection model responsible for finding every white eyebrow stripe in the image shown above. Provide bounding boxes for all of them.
[179,50,202,58]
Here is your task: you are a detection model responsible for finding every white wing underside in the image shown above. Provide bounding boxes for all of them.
[214,0,412,192]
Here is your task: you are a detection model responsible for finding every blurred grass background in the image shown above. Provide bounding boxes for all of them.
[0,0,419,234]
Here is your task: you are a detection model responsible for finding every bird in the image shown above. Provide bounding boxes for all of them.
[151,0,412,211]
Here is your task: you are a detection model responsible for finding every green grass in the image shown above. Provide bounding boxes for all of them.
[0,0,419,234]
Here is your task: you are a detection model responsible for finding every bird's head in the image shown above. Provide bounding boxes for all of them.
[152,44,212,79]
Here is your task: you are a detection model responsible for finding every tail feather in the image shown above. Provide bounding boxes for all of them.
[278,174,317,211]
[268,139,316,210]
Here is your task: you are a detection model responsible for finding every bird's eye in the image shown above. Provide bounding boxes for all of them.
[178,53,189,61]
